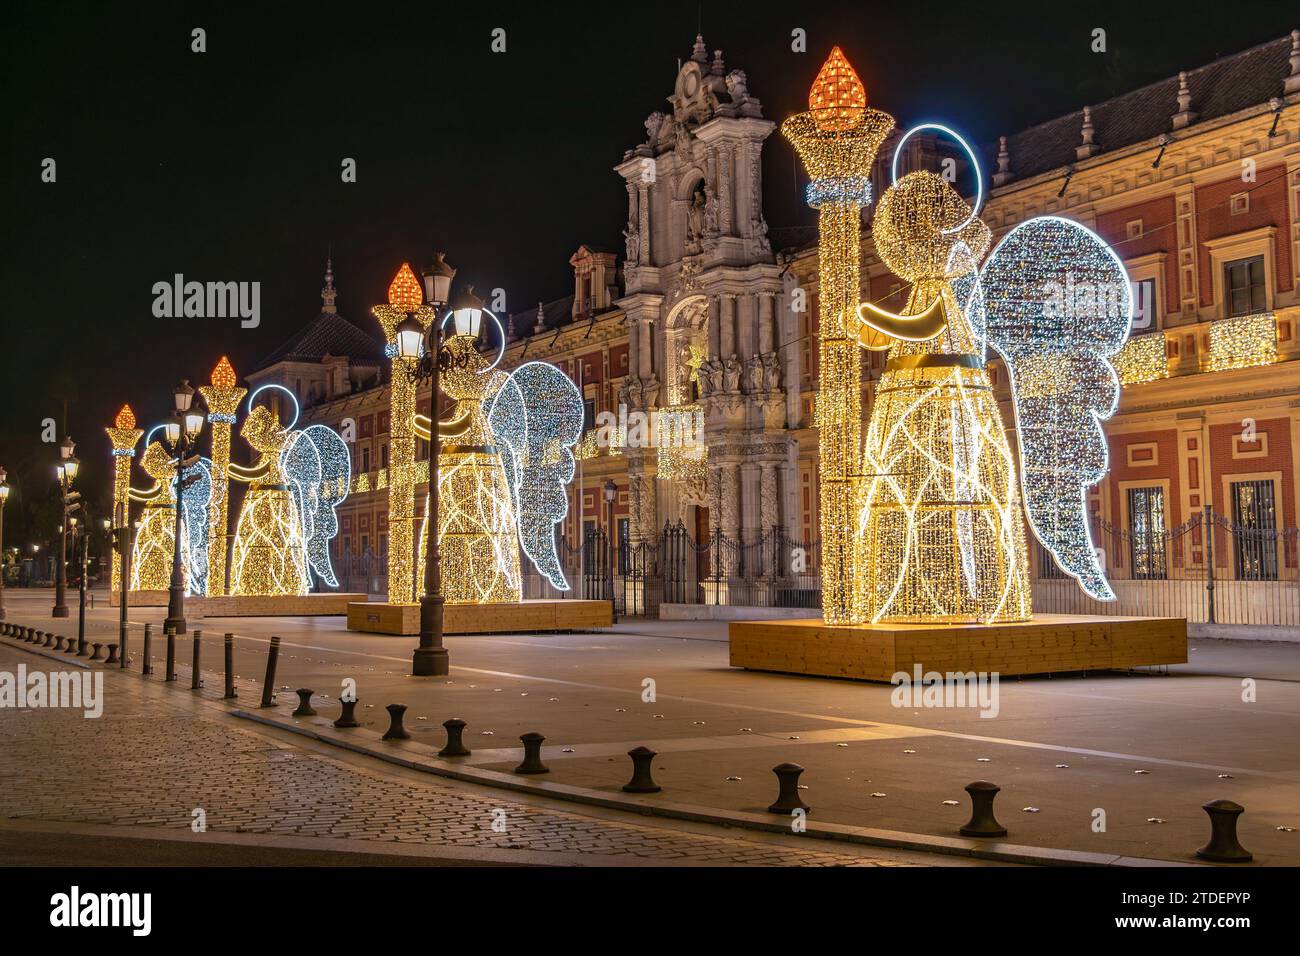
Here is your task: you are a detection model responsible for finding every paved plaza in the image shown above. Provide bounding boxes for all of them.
[2,588,1297,866]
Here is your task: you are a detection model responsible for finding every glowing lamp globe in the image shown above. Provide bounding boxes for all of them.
[394,315,425,360]
[421,252,456,306]
[163,421,181,444]
[173,380,196,413]
[62,457,80,482]
[450,286,486,338]
[184,410,205,439]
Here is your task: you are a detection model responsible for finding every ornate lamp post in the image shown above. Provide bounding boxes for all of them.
[403,252,456,677]
[0,467,9,622]
[604,478,618,623]
[53,436,79,618]
[160,380,206,635]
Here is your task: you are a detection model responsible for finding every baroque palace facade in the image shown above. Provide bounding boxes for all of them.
[250,31,1300,594]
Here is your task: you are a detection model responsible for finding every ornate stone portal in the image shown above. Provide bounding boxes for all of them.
[615,36,798,552]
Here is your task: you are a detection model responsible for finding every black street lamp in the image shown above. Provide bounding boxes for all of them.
[112,502,135,667]
[404,251,457,677]
[0,466,9,622]
[53,436,79,618]
[160,380,206,635]
[604,478,618,623]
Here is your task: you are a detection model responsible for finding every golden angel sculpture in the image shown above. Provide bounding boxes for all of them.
[786,48,1132,626]
[414,305,585,604]
[228,385,351,596]
[858,126,1132,623]
[127,435,214,594]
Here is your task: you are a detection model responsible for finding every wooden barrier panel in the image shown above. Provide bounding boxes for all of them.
[728,613,1188,681]
[347,599,613,636]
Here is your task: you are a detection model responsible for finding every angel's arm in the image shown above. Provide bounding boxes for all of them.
[413,408,473,442]
[228,460,272,483]
[128,481,162,502]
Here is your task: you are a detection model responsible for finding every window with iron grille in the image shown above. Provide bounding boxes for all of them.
[1127,486,1167,580]
[1231,479,1278,581]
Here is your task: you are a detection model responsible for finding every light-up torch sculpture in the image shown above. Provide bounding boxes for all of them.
[198,356,245,595]
[106,404,142,596]
[374,263,440,607]
[781,47,895,624]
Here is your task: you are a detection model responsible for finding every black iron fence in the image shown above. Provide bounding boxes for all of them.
[331,506,1298,629]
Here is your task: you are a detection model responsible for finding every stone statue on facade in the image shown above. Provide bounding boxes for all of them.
[723,355,742,393]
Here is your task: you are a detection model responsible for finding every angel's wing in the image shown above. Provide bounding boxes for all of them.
[177,458,214,596]
[282,425,351,589]
[487,361,584,591]
[979,216,1132,601]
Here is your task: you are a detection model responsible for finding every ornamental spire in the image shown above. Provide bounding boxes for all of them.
[321,257,338,313]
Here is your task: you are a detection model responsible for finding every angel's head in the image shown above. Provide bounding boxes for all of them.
[873,171,991,283]
[140,441,174,483]
[241,404,287,454]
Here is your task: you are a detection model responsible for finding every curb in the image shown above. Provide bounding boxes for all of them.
[231,706,1196,868]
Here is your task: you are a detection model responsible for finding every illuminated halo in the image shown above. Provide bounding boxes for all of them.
[440,307,506,374]
[246,383,300,430]
[890,123,984,234]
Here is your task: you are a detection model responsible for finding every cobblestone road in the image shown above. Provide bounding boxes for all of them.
[0,642,922,866]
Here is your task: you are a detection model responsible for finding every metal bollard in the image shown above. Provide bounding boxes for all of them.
[28,629,38,644]
[164,627,176,681]
[222,634,236,699]
[292,689,317,717]
[259,636,280,708]
[623,746,661,793]
[119,624,128,669]
[191,630,202,690]
[768,763,810,814]
[438,718,471,757]
[105,644,119,665]
[960,781,1007,838]
[53,634,65,651]
[334,697,360,728]
[1196,799,1252,863]
[90,643,103,661]
[514,732,549,774]
[66,636,79,655]
[383,704,410,740]
[45,631,56,648]
[142,624,153,675]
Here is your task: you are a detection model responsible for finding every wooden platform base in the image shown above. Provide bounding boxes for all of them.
[109,591,365,616]
[110,590,169,607]
[347,599,613,635]
[728,613,1188,681]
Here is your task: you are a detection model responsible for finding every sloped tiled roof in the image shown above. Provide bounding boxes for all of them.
[255,311,383,370]
[508,294,576,339]
[988,34,1294,184]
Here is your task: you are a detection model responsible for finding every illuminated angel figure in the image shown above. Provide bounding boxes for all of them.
[128,439,210,594]
[228,389,310,597]
[855,124,1131,622]
[415,305,584,603]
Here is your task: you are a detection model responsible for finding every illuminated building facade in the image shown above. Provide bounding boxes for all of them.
[252,32,1300,604]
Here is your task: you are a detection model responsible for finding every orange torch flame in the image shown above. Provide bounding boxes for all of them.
[809,46,866,131]
[115,404,137,430]
[211,355,237,389]
[387,262,424,310]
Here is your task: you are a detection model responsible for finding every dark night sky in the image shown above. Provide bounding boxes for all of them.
[1,0,1295,539]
